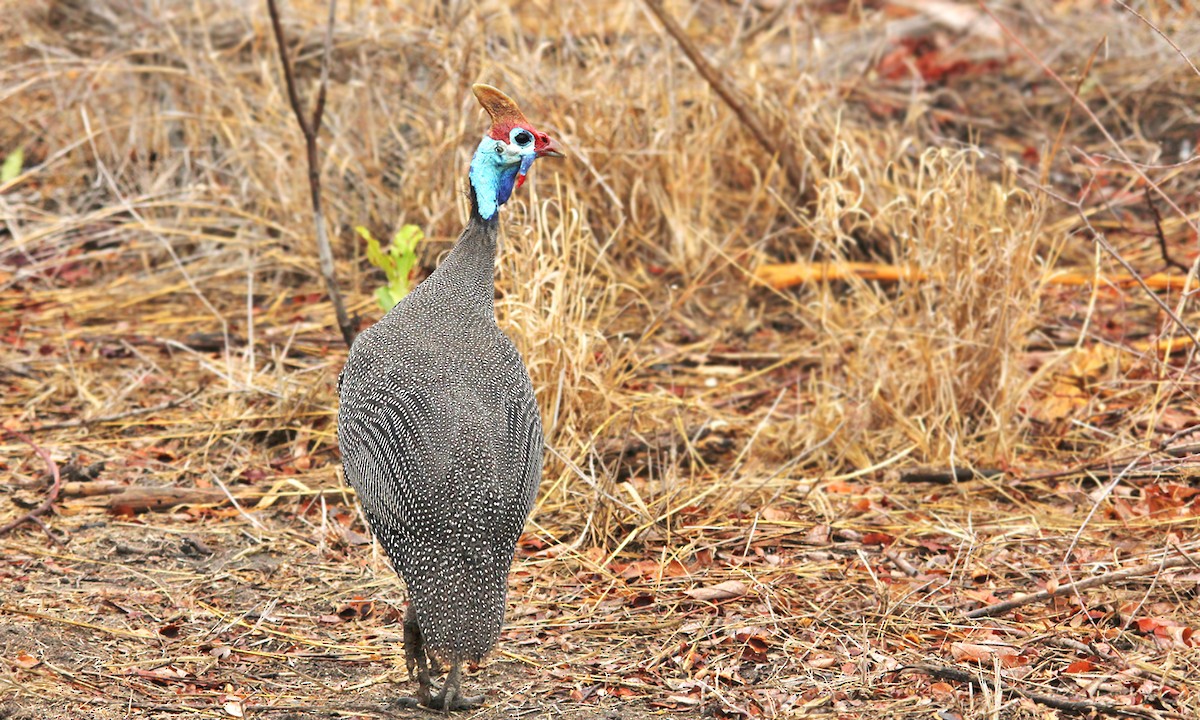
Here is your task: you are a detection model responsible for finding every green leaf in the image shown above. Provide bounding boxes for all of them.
[360,222,424,309]
[357,226,394,275]
[1,147,24,183]
[394,224,424,253]
[374,286,394,312]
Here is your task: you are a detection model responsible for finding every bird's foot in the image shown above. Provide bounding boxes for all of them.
[424,689,483,712]
[423,662,483,713]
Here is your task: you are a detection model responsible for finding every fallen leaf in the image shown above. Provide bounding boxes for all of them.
[950,641,1022,666]
[1064,660,1096,674]
[684,580,748,601]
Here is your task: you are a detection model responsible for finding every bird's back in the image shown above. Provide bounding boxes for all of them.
[338,265,543,662]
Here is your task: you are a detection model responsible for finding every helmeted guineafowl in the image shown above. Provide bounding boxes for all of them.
[337,84,563,711]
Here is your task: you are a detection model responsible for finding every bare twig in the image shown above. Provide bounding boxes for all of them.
[29,388,202,432]
[1029,183,1200,350]
[979,2,1200,241]
[0,433,66,544]
[1038,37,1102,187]
[965,554,1195,619]
[640,0,807,197]
[266,0,354,347]
[899,466,1004,483]
[1143,187,1188,273]
[907,664,1164,719]
[1112,0,1200,79]
[884,550,919,577]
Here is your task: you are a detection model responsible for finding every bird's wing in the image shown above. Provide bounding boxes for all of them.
[500,371,544,533]
[338,382,449,552]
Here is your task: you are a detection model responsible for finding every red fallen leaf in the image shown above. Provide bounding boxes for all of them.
[929,681,955,696]
[1064,660,1096,674]
[861,532,895,546]
[518,533,549,551]
[737,633,770,663]
[13,652,39,669]
[1136,617,1165,634]
[663,559,690,578]
[963,589,1002,606]
[628,592,654,609]
[951,642,1022,667]
[337,599,373,620]
[240,467,267,482]
[824,480,861,494]
[684,580,748,601]
[159,623,181,638]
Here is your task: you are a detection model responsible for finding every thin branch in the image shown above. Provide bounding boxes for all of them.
[266,0,355,348]
[640,0,807,197]
[1144,187,1188,273]
[964,554,1195,619]
[907,664,1166,719]
[1112,0,1200,79]
[1029,183,1200,351]
[0,433,66,544]
[978,2,1199,241]
[29,388,201,432]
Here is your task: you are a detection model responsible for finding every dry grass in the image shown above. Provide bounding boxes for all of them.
[2,0,1199,718]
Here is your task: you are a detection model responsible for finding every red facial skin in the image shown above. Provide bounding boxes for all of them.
[487,123,565,159]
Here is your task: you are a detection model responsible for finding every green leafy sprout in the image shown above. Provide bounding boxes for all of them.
[356,223,424,311]
[1,146,24,184]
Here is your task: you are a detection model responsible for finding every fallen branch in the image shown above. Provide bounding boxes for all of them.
[964,554,1195,619]
[756,261,1197,293]
[1143,186,1189,273]
[899,466,1004,483]
[105,487,226,513]
[640,0,806,196]
[98,485,355,513]
[907,663,1163,719]
[30,388,201,432]
[266,0,355,348]
[0,433,65,544]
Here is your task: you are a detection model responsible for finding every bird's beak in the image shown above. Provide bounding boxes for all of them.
[538,137,565,158]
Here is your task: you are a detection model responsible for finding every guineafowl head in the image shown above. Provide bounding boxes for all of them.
[468,84,563,221]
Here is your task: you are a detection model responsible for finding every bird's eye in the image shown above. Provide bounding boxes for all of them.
[514,130,532,146]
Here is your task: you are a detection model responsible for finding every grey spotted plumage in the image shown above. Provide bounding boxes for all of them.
[337,84,563,711]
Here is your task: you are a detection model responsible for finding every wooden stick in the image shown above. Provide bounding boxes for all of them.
[105,487,227,513]
[965,555,1194,619]
[30,388,201,432]
[907,663,1163,719]
[0,433,65,544]
[1143,186,1189,273]
[640,0,807,197]
[756,261,1197,293]
[266,0,355,348]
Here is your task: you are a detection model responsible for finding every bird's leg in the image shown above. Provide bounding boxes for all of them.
[395,604,435,708]
[431,662,483,712]
[402,604,430,680]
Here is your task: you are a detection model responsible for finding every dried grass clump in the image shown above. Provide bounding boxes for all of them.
[785,147,1055,468]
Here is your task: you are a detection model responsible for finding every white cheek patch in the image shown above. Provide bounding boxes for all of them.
[487,136,522,164]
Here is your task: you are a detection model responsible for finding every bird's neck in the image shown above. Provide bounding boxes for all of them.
[433,183,500,318]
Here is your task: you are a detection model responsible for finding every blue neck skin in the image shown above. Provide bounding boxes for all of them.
[468,137,535,221]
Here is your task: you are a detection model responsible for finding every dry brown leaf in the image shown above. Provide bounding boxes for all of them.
[684,580,747,601]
